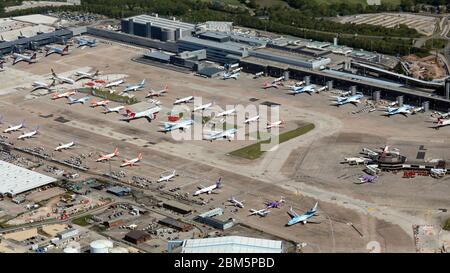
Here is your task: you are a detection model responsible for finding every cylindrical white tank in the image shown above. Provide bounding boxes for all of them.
[90,240,113,253]
[109,247,129,253]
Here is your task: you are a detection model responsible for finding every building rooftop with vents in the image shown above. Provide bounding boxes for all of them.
[0,160,57,196]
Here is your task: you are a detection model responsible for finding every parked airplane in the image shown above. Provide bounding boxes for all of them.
[96,148,119,162]
[3,121,24,133]
[288,84,316,95]
[193,102,213,112]
[334,93,364,106]
[266,120,285,129]
[55,141,75,151]
[104,79,124,89]
[355,175,377,184]
[265,197,285,209]
[120,153,142,167]
[342,157,371,165]
[51,91,76,100]
[159,119,194,133]
[433,117,450,129]
[262,82,281,89]
[31,80,55,92]
[121,106,161,123]
[193,177,222,196]
[249,208,270,217]
[45,45,69,56]
[228,196,244,208]
[272,76,285,84]
[286,202,319,226]
[173,96,194,105]
[383,105,413,117]
[204,128,237,141]
[102,105,124,114]
[222,72,240,80]
[244,115,260,124]
[90,99,109,107]
[67,96,90,105]
[253,72,264,79]
[51,69,75,85]
[12,52,37,65]
[75,70,100,81]
[157,170,178,183]
[216,108,236,117]
[75,37,97,47]
[122,79,145,93]
[146,85,168,98]
[17,127,39,140]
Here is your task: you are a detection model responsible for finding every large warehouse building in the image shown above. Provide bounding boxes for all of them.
[0,160,57,196]
[121,14,195,41]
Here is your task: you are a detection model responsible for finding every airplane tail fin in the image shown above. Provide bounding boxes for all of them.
[114,148,119,156]
[31,53,37,60]
[125,109,135,118]
[137,153,142,160]
[51,68,57,77]
[309,202,318,213]
[141,79,145,86]
[63,45,69,54]
[216,177,222,188]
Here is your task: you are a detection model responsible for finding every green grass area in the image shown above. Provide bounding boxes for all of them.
[72,214,92,226]
[443,218,450,231]
[230,123,315,160]
[77,88,139,105]
[424,38,448,50]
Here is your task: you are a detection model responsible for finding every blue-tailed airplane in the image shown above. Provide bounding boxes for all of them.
[67,96,91,105]
[383,105,413,117]
[288,84,316,95]
[286,202,319,226]
[205,128,237,141]
[334,93,364,106]
[159,119,194,133]
[45,45,69,56]
[122,79,145,93]
[75,37,97,47]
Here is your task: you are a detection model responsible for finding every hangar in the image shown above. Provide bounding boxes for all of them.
[0,160,57,197]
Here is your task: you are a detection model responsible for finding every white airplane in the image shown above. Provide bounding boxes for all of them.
[51,69,75,85]
[193,102,213,112]
[249,208,270,217]
[55,141,75,151]
[31,80,55,92]
[342,157,370,165]
[266,120,285,129]
[75,70,100,81]
[90,99,109,107]
[157,170,178,183]
[216,108,236,117]
[173,96,194,105]
[223,72,240,80]
[193,178,222,196]
[45,45,69,57]
[146,85,168,98]
[253,72,264,79]
[228,196,244,208]
[51,91,76,100]
[244,115,260,124]
[121,106,161,123]
[67,96,90,105]
[334,93,364,106]
[102,105,124,114]
[104,79,125,89]
[204,128,237,142]
[383,105,413,117]
[286,202,319,226]
[120,153,142,167]
[433,117,450,130]
[288,84,316,95]
[122,79,145,93]
[17,127,39,140]
[3,121,25,133]
[272,76,285,84]
[96,148,119,162]
[159,119,194,133]
[12,52,37,65]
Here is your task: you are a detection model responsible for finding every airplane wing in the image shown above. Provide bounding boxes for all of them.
[287,207,299,218]
[197,185,205,189]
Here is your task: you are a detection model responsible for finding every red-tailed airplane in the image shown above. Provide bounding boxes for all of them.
[90,99,109,107]
[51,91,76,100]
[121,106,161,123]
[146,84,168,98]
[96,148,119,162]
[120,153,142,167]
[262,82,282,89]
